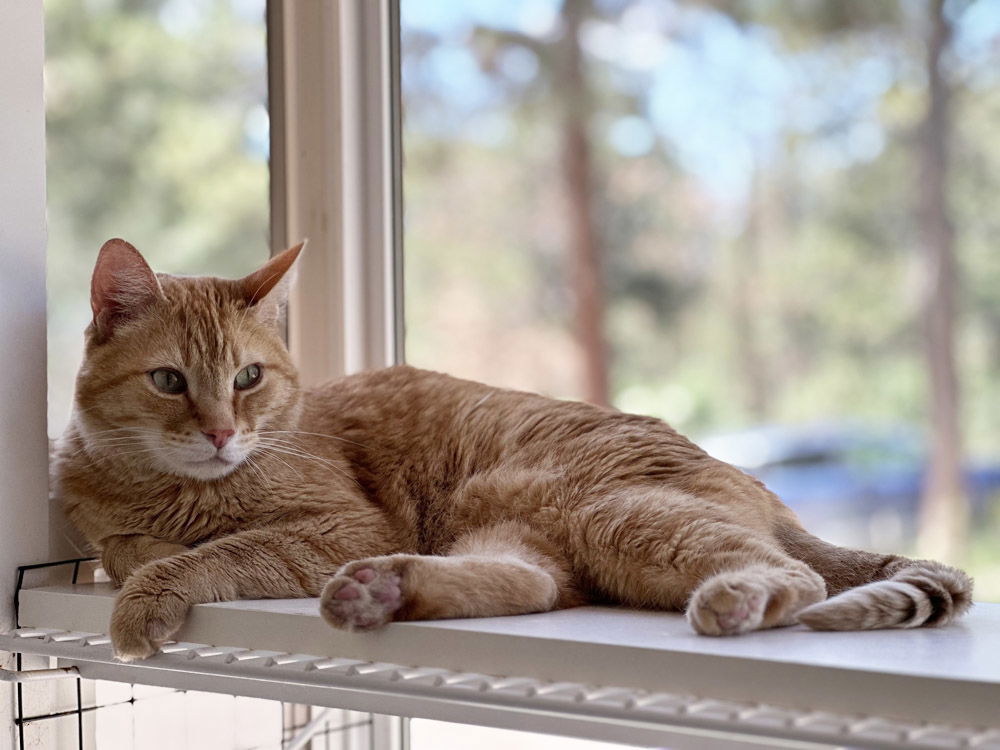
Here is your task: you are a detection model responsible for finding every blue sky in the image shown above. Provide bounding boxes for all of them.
[401,0,1000,208]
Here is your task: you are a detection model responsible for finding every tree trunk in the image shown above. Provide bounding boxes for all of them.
[732,167,770,421]
[917,0,966,563]
[560,0,609,406]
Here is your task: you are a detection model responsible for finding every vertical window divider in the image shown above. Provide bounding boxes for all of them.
[268,2,406,744]
[268,0,403,381]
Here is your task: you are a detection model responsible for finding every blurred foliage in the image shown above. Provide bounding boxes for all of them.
[45,0,268,434]
[402,0,1000,456]
[402,0,1000,581]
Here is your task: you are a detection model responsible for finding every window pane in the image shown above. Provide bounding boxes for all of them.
[401,0,1000,599]
[46,0,270,437]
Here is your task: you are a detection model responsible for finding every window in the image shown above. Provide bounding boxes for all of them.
[5,1,997,748]
[402,0,1000,600]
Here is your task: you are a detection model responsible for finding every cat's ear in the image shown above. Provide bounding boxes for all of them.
[236,241,304,325]
[90,238,164,342]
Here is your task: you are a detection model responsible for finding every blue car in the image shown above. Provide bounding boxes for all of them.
[699,422,1000,547]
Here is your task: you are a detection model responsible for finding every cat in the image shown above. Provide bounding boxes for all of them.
[53,238,973,662]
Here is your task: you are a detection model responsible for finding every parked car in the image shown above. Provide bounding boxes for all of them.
[699,422,1000,548]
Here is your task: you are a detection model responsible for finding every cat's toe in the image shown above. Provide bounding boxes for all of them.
[687,577,768,636]
[110,586,188,661]
[320,561,404,631]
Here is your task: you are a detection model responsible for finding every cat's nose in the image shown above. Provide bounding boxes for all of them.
[202,428,235,449]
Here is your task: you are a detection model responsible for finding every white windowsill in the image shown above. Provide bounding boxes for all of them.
[9,583,1000,737]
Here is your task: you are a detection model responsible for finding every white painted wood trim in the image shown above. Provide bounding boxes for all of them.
[269,0,403,383]
[0,5,51,747]
[268,0,346,384]
[0,2,51,633]
[339,0,404,373]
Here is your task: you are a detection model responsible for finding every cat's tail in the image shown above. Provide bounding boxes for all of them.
[775,526,973,631]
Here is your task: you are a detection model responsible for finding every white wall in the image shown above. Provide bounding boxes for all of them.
[0,2,51,741]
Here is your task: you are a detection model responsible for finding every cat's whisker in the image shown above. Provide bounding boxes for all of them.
[256,435,351,456]
[233,268,283,334]
[107,448,166,458]
[249,446,304,480]
[258,429,369,450]
[80,433,159,444]
[254,439,347,468]
[69,404,136,418]
[59,527,86,556]
[79,436,152,445]
[254,439,356,474]
[241,454,270,487]
[82,425,159,433]
[68,437,154,457]
[253,441,359,487]
[76,433,156,443]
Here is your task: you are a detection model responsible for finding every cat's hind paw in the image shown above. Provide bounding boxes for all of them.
[686,573,769,636]
[320,558,406,631]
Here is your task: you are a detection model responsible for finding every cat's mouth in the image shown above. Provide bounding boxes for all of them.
[192,455,241,472]
[197,455,234,465]
[178,452,243,480]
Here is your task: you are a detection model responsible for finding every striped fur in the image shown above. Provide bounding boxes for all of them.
[797,561,973,630]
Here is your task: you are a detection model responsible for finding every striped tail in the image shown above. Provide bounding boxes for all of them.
[774,525,973,631]
[797,560,973,631]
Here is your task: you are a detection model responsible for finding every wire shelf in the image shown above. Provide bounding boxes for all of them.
[4,627,999,750]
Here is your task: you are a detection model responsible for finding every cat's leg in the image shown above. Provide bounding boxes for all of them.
[321,521,578,631]
[110,521,393,660]
[572,490,826,636]
[100,534,190,587]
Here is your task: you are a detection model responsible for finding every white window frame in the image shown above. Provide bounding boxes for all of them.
[268,0,404,381]
[0,3,50,639]
[0,4,51,747]
[268,2,406,746]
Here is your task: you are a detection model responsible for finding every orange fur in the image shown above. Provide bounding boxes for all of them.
[54,239,973,661]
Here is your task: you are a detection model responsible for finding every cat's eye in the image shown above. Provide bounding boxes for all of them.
[149,368,187,394]
[234,364,263,391]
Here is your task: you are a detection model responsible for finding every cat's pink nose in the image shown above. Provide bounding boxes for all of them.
[203,428,235,449]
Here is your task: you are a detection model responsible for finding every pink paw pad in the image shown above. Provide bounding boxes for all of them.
[374,581,401,605]
[353,568,376,584]
[334,583,360,600]
[320,562,405,632]
[688,581,768,636]
[716,601,753,631]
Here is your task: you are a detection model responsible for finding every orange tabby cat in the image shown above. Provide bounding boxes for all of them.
[54,239,972,661]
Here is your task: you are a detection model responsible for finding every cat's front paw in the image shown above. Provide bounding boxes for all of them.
[687,574,768,636]
[110,568,191,661]
[320,557,409,631]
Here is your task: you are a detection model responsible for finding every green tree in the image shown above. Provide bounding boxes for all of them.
[45,0,268,433]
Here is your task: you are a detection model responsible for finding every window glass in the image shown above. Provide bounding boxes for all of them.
[46,0,270,437]
[402,0,1000,599]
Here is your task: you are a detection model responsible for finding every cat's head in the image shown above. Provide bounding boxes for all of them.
[73,238,304,481]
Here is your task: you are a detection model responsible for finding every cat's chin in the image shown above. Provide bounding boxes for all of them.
[172,456,242,482]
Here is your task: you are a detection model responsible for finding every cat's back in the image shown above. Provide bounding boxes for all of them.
[302,365,724,489]
[303,365,612,456]
[302,366,794,537]
[301,365,535,466]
